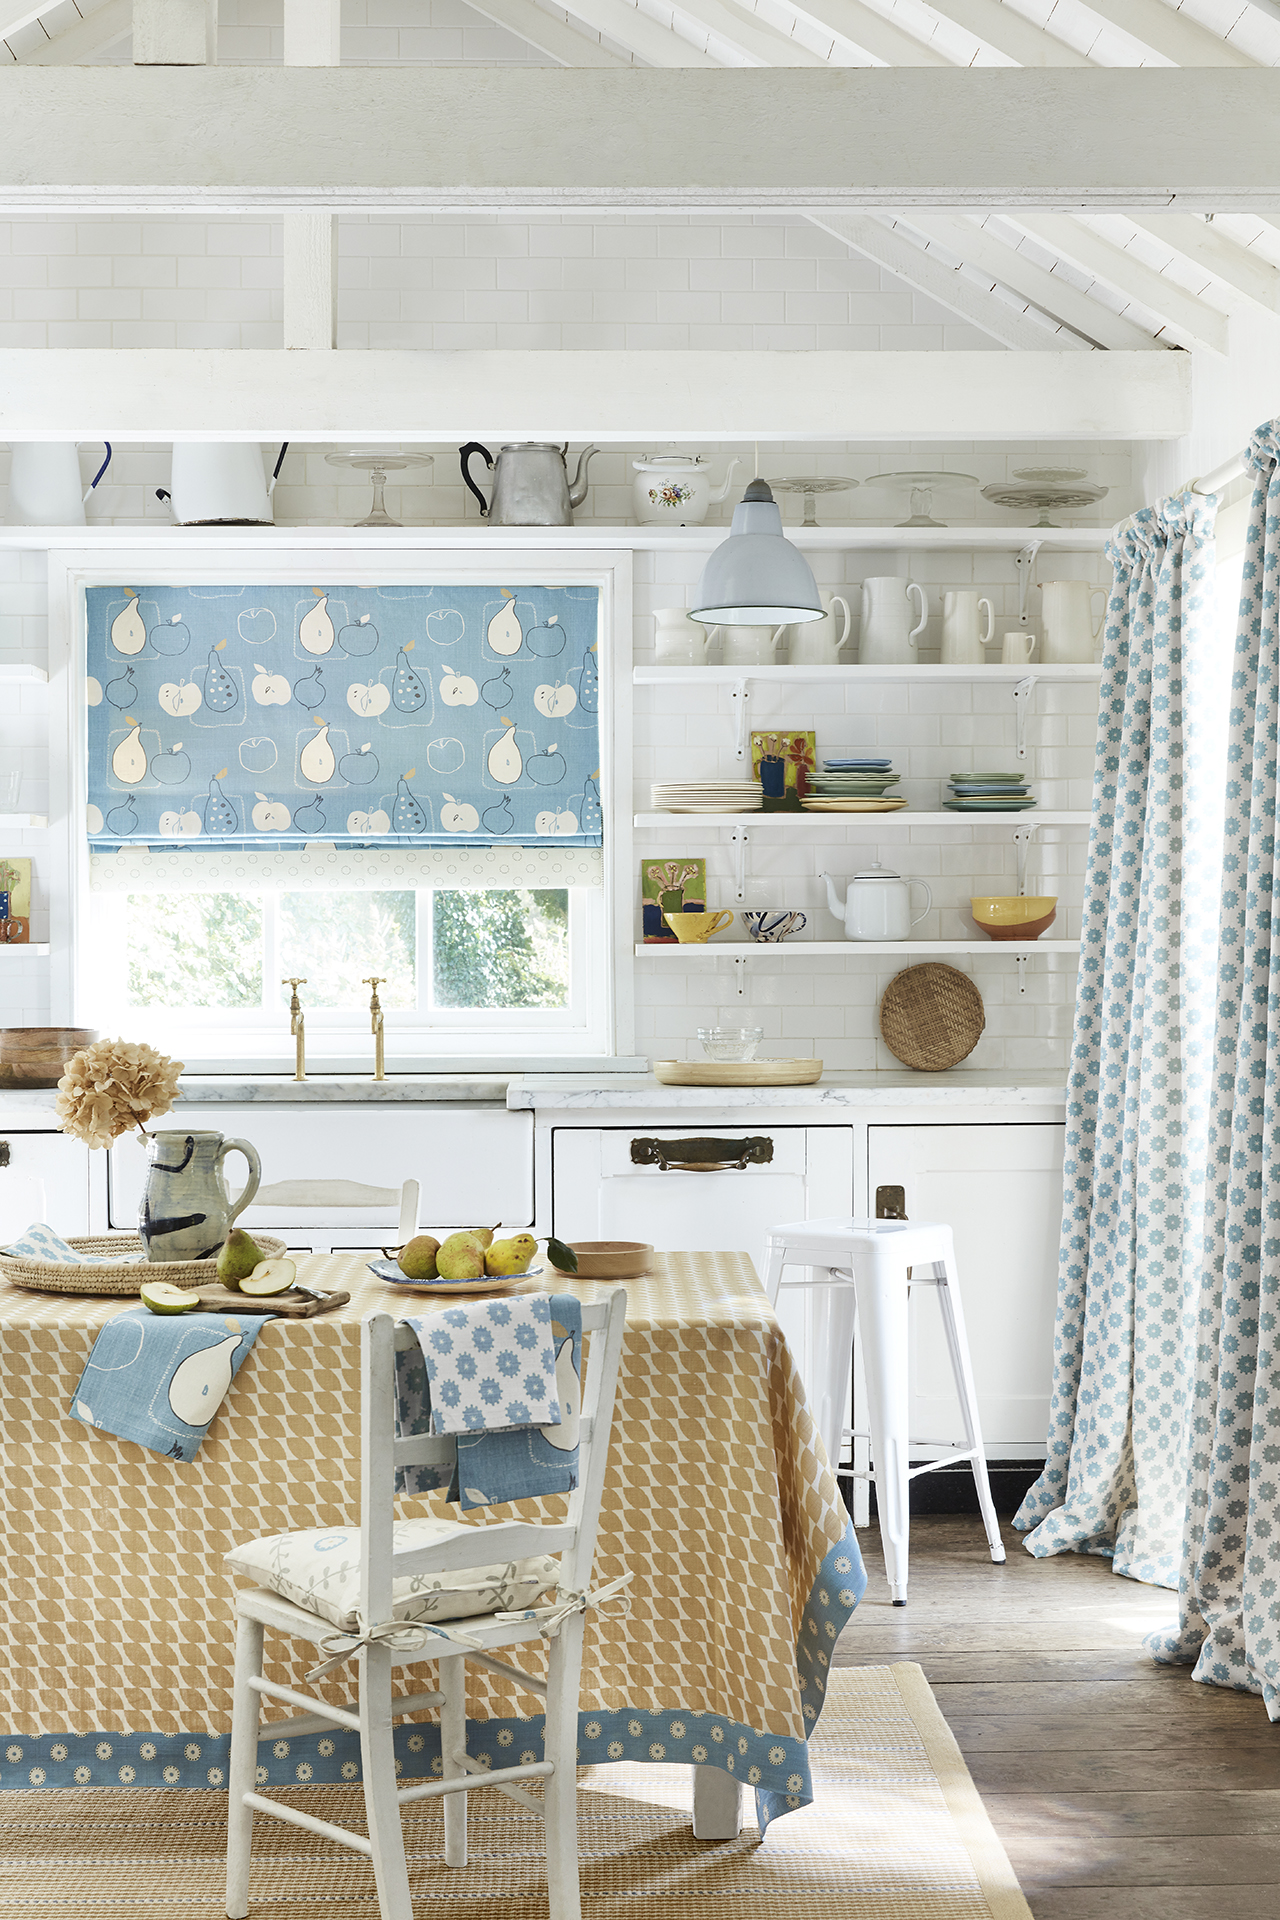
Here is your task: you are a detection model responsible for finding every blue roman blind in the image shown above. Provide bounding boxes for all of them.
[85,583,602,850]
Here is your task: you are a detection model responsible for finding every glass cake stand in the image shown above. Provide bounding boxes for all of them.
[862,470,979,528]
[324,448,435,527]
[766,475,859,527]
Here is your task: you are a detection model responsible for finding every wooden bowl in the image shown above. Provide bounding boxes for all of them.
[549,1241,653,1279]
[0,1027,98,1089]
[969,896,1057,941]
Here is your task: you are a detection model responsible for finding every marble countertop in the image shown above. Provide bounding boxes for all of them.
[173,1074,512,1104]
[509,1068,1068,1110]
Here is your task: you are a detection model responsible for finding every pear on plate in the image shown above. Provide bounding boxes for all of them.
[217,1227,266,1291]
[396,1234,441,1280]
[485,1233,538,1278]
[140,1280,204,1315]
[437,1230,486,1280]
[468,1226,500,1251]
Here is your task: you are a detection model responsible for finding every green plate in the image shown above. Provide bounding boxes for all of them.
[943,798,1038,811]
[950,771,1025,783]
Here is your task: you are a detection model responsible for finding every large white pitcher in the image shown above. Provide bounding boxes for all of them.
[653,606,708,665]
[940,590,995,665]
[858,576,927,665]
[7,442,112,525]
[713,623,787,667]
[1039,579,1107,663]
[788,592,852,666]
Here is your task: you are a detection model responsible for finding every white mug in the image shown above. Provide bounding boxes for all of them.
[653,606,708,665]
[714,622,787,667]
[788,592,852,667]
[999,628,1038,665]
[940,591,995,666]
[858,576,928,666]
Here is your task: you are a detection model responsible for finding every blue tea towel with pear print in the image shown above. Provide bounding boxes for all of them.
[397,1295,581,1513]
[69,1308,270,1463]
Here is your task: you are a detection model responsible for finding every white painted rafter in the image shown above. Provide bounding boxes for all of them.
[557,0,721,63]
[1012,209,1228,353]
[922,0,1090,64]
[1131,212,1280,318]
[7,0,128,63]
[666,0,826,63]
[465,0,630,65]
[1073,0,1257,66]
[784,0,952,64]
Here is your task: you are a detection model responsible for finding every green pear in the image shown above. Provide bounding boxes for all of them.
[468,1226,500,1250]
[216,1227,266,1290]
[397,1234,441,1280]
[436,1230,486,1280]
[485,1233,538,1278]
[140,1280,203,1315]
[239,1257,297,1297]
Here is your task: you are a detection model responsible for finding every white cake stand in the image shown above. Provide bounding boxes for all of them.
[766,475,860,527]
[324,449,435,527]
[862,470,979,528]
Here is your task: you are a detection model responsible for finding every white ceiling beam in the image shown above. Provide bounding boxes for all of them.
[667,0,825,63]
[1077,0,1256,66]
[0,347,1190,441]
[784,0,952,64]
[1013,211,1229,354]
[923,0,1089,65]
[807,210,1087,348]
[909,212,1163,349]
[133,0,216,64]
[464,0,629,65]
[11,0,128,62]
[1131,212,1280,319]
[557,0,719,64]
[282,0,340,65]
[0,71,1278,213]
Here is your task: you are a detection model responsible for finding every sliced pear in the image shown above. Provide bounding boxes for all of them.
[140,1280,204,1315]
[238,1256,297,1298]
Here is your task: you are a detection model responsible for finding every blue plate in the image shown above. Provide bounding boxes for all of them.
[367,1257,544,1292]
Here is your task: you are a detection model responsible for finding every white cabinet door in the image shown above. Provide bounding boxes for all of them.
[107,1105,534,1252]
[0,1130,91,1240]
[867,1123,1064,1455]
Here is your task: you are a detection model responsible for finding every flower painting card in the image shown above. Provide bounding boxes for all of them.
[750,730,816,791]
[641,858,706,944]
[0,857,30,944]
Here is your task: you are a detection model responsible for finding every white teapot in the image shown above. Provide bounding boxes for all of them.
[633,453,740,526]
[821,864,932,942]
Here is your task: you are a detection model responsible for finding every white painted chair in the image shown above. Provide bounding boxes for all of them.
[224,1287,629,1920]
[244,1176,420,1254]
[761,1216,1004,1607]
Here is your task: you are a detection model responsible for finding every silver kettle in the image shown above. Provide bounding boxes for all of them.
[459,441,599,526]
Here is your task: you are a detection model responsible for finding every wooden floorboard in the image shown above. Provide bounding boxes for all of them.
[834,1512,1280,1918]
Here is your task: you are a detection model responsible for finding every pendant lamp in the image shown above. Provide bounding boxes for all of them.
[690,478,825,626]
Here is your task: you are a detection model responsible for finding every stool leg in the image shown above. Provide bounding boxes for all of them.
[853,1247,912,1606]
[761,1237,786,1307]
[934,1248,1006,1566]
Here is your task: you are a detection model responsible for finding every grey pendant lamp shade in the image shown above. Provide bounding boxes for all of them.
[690,479,825,625]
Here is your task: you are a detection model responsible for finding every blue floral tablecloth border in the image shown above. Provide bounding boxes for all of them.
[1,1524,864,1832]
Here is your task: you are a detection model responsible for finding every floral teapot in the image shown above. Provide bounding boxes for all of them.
[632,453,740,526]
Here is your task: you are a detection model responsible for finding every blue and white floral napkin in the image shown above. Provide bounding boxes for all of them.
[4,1224,145,1266]
[69,1308,270,1463]
[415,1293,564,1436]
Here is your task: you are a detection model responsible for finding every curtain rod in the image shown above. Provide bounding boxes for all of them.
[1192,450,1248,496]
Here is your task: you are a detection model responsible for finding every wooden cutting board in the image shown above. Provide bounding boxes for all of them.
[653,1059,823,1087]
[184,1285,350,1318]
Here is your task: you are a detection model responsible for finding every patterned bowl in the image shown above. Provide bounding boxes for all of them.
[970,897,1057,941]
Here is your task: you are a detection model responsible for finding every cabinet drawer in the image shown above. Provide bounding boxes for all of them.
[0,1131,91,1240]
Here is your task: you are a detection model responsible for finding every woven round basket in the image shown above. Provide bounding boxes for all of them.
[0,1234,288,1297]
[879,964,985,1072]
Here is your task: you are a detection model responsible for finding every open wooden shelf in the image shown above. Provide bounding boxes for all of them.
[0,664,47,684]
[635,664,1103,685]
[0,813,47,829]
[634,811,1090,829]
[0,523,1113,553]
[0,943,50,955]
[636,940,1078,958]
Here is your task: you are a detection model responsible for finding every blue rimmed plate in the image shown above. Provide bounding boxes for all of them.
[367,1258,545,1295]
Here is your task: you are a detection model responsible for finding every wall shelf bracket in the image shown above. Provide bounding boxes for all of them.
[1015,541,1044,626]
[728,953,748,999]
[731,825,751,903]
[730,680,750,761]
[1012,823,1039,897]
[1014,955,1029,997]
[1012,676,1036,761]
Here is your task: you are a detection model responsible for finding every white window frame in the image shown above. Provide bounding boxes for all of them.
[47,544,634,1068]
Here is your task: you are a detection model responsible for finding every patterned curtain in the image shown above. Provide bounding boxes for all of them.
[1150,426,1280,1705]
[85,582,602,853]
[1014,491,1221,1587]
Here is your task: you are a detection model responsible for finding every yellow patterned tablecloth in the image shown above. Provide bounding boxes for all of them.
[0,1252,864,1822]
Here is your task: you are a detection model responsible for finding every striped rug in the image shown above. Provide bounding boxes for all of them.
[0,1664,1031,1918]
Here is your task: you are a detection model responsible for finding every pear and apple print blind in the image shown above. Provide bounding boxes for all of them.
[84,584,602,848]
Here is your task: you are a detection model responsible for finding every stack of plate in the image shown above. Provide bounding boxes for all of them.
[803,757,905,813]
[652,781,763,813]
[944,772,1036,812]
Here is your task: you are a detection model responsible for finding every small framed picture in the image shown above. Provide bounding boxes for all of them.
[641,857,706,943]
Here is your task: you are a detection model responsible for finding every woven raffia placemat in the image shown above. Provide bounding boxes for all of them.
[0,1665,1032,1920]
[0,1235,288,1297]
[879,963,986,1071]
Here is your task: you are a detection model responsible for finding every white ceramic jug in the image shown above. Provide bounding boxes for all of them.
[7,442,112,525]
[1039,579,1107,663]
[157,444,287,526]
[821,864,932,942]
[858,576,927,665]
[940,590,995,666]
[1000,629,1038,665]
[713,622,787,667]
[788,592,852,666]
[653,606,709,665]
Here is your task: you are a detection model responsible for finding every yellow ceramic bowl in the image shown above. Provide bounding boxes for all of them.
[664,910,735,943]
[970,896,1058,941]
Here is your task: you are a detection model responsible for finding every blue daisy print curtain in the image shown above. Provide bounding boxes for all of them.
[1014,490,1221,1588]
[84,583,602,849]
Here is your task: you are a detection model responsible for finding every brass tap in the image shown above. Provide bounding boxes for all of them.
[363,976,386,1082]
[283,978,307,1081]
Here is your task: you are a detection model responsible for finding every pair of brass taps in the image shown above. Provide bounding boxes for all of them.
[281,978,386,1082]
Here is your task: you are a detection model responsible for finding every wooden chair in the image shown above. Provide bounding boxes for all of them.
[224,1287,628,1920]
[243,1176,420,1254]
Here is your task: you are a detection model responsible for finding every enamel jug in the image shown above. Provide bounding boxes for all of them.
[459,442,599,526]
[632,454,740,526]
[821,864,932,942]
[7,442,112,526]
[787,592,852,666]
[711,622,787,666]
[858,577,928,665]
[157,444,288,526]
[653,607,709,665]
[139,1129,261,1264]
[1039,579,1107,663]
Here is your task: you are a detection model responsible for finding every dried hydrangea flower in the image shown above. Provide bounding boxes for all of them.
[55,1038,184,1149]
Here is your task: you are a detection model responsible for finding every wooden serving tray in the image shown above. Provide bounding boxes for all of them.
[186,1285,350,1318]
[652,1059,823,1087]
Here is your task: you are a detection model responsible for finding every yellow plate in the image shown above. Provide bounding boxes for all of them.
[800,797,908,812]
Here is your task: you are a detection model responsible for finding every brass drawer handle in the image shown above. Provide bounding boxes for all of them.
[629,1135,774,1173]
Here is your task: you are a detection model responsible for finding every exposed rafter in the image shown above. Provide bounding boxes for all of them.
[10,0,128,64]
[784,0,952,66]
[1076,0,1256,66]
[921,0,1089,66]
[1131,213,1280,320]
[466,0,630,66]
[666,0,826,64]
[1012,211,1229,354]
[557,0,720,65]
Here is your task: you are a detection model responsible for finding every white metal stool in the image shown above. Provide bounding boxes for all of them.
[762,1216,1005,1605]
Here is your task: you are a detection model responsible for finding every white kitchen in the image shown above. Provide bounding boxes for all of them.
[0,11,1278,1920]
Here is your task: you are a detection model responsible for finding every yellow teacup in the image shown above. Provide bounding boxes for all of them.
[665,910,735,944]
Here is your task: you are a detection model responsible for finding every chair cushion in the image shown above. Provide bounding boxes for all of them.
[225,1516,561,1633]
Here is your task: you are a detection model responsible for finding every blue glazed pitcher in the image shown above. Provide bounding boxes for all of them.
[139,1130,262,1264]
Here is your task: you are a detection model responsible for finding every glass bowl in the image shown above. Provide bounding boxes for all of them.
[698,1026,764,1062]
